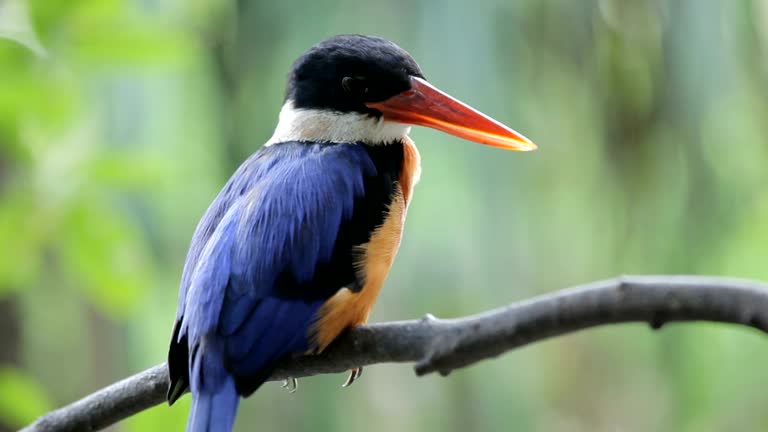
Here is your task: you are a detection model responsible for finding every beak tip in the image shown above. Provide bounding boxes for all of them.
[510,138,537,152]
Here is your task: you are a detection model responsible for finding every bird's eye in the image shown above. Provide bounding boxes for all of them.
[342,76,369,96]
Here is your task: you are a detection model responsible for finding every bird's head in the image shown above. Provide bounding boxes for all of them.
[268,34,535,151]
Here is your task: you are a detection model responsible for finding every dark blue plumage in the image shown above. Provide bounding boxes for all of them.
[167,141,405,431]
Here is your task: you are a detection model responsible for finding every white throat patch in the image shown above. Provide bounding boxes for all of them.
[266,100,411,146]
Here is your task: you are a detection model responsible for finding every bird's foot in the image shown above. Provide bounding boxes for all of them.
[342,367,363,388]
[281,377,298,393]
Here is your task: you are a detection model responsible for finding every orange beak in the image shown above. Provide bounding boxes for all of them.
[366,76,536,151]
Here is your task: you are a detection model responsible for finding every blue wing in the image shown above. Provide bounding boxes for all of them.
[168,141,399,403]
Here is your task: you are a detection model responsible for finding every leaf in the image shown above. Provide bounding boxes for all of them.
[0,0,47,57]
[0,366,52,428]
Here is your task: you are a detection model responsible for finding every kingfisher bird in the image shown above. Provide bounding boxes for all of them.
[167,34,535,432]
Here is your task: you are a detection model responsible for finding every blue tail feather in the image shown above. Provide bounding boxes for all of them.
[187,338,239,432]
[187,377,238,432]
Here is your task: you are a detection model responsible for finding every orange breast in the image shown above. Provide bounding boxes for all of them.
[311,138,421,350]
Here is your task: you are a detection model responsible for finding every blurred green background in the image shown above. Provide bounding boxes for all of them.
[2,0,768,431]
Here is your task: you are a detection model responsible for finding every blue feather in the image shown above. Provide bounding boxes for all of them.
[187,337,238,432]
[170,142,389,431]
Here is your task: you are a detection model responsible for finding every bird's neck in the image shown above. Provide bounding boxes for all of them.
[266,100,411,146]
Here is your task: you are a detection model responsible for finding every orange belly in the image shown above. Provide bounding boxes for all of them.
[311,138,421,350]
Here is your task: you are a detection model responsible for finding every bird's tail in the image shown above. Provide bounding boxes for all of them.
[186,338,240,432]
[187,374,239,432]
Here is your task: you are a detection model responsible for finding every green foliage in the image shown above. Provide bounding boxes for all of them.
[124,397,190,432]
[59,199,151,318]
[0,194,41,293]
[0,367,52,428]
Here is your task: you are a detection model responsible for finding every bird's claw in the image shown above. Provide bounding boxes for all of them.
[342,367,363,388]
[281,377,298,393]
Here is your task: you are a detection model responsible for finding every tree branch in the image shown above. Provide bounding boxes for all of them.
[22,275,768,432]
